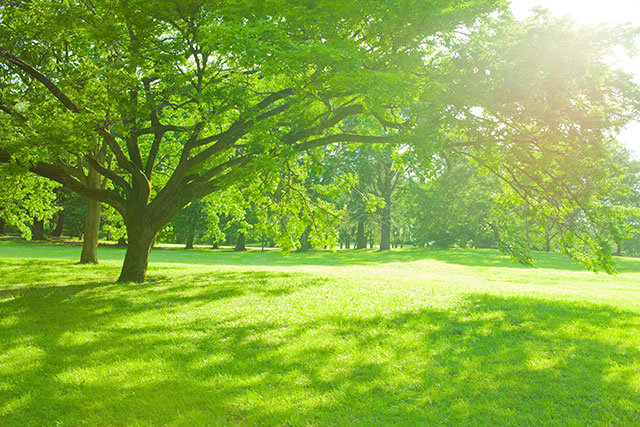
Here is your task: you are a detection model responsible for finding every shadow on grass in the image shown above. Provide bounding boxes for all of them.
[0,270,639,425]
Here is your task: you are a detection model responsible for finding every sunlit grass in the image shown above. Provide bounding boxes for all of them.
[0,240,639,425]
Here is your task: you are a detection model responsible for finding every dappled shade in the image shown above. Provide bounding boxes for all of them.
[1,253,639,425]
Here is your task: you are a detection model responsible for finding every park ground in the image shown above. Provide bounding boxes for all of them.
[0,240,639,426]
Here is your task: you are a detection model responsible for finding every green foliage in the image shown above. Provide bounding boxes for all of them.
[1,1,639,278]
[431,12,640,271]
[402,159,499,249]
[0,165,59,239]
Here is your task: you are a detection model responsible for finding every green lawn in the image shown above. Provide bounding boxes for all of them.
[1,240,639,426]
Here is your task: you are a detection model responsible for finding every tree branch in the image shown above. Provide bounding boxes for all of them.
[0,46,82,113]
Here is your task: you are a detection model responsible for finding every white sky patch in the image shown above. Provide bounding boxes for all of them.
[509,0,640,157]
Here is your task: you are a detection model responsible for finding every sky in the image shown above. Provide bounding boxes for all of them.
[509,0,640,157]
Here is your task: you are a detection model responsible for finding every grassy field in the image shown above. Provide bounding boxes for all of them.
[0,240,639,426]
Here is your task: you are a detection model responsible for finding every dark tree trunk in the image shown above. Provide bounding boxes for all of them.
[31,218,46,240]
[117,224,156,283]
[379,195,391,251]
[345,233,351,249]
[369,231,374,249]
[212,241,219,249]
[0,218,4,234]
[80,198,101,264]
[356,220,366,249]
[117,237,127,247]
[51,212,64,237]
[234,232,246,251]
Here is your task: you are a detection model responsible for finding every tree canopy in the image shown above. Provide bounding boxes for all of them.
[1,0,638,281]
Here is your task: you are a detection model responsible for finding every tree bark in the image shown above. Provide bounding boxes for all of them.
[345,233,351,249]
[212,241,219,249]
[51,212,64,237]
[356,220,366,249]
[31,218,46,240]
[234,232,246,251]
[379,194,391,251]
[80,198,101,264]
[0,218,4,234]
[117,224,155,283]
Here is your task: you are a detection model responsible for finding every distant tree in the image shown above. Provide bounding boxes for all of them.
[0,165,59,240]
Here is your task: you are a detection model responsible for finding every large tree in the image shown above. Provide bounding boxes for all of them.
[425,11,640,272]
[1,0,502,281]
[1,2,638,280]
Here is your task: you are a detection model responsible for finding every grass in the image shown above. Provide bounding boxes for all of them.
[0,240,639,426]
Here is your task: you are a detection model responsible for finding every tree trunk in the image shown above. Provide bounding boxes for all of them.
[212,241,219,249]
[380,195,391,251]
[616,243,622,257]
[51,212,65,237]
[117,237,127,247]
[117,225,155,283]
[0,218,4,234]
[80,198,101,264]
[356,220,366,249]
[545,228,551,252]
[234,232,246,251]
[185,231,195,249]
[297,227,311,252]
[345,233,351,249]
[369,231,374,249]
[31,218,46,240]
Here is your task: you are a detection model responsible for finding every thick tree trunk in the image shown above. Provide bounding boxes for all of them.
[80,198,101,264]
[212,241,219,249]
[234,232,246,251]
[51,212,64,237]
[0,218,4,234]
[31,218,46,240]
[117,225,156,283]
[380,195,391,251]
[356,220,366,249]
